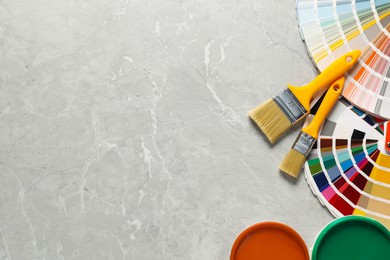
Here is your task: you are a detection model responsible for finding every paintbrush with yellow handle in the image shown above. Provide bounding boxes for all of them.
[279,77,345,178]
[249,50,360,144]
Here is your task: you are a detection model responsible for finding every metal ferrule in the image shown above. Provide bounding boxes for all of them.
[273,88,307,123]
[292,131,316,156]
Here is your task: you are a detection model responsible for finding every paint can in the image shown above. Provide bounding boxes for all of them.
[230,222,309,260]
[311,215,390,260]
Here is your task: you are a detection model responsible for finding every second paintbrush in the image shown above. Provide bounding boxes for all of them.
[279,77,345,178]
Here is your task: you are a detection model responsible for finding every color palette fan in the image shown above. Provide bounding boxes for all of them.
[297,0,390,119]
[304,97,390,228]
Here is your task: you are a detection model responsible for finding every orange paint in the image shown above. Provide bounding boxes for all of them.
[230,222,309,260]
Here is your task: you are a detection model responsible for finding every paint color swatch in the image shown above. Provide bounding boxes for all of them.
[304,98,390,228]
[297,0,390,119]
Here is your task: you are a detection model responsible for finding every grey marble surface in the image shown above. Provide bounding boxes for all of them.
[0,0,334,259]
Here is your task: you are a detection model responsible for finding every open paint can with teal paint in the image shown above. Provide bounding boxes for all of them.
[311,215,390,260]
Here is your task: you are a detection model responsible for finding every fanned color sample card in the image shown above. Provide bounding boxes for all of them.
[297,0,390,119]
[304,98,390,228]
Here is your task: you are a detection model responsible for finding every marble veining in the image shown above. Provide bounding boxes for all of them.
[0,0,333,259]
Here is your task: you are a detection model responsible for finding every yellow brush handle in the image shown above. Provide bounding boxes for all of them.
[302,77,345,139]
[288,50,360,111]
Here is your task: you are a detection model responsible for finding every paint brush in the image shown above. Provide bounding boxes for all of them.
[249,50,360,144]
[279,77,345,178]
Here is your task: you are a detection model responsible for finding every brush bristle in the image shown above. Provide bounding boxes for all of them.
[279,149,306,178]
[248,99,292,144]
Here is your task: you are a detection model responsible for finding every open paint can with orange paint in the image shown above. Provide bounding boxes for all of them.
[230,222,309,260]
